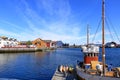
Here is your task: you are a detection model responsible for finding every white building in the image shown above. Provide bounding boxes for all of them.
[50,41,56,48]
[0,37,19,48]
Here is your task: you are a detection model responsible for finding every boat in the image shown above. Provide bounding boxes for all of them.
[76,0,120,80]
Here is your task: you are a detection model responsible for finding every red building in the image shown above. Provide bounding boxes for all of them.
[44,40,52,48]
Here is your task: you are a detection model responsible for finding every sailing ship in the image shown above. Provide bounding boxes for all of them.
[76,0,120,80]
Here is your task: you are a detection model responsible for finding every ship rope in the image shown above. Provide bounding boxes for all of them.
[90,0,120,44]
[92,19,101,43]
[106,17,120,43]
[105,18,115,41]
[92,17,120,44]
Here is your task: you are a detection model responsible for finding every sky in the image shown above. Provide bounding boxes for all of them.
[0,0,120,45]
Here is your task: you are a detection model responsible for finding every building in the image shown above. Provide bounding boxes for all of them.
[19,41,28,45]
[44,40,52,48]
[0,36,19,48]
[105,42,117,48]
[32,38,47,48]
[55,41,63,48]
[50,41,56,48]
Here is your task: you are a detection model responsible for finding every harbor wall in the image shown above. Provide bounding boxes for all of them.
[0,48,54,53]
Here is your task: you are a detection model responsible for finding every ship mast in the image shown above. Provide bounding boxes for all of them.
[102,0,105,76]
[87,24,89,46]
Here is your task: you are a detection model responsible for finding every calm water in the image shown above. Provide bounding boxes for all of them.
[0,48,119,80]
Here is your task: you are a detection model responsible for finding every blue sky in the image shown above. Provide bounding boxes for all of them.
[0,0,120,45]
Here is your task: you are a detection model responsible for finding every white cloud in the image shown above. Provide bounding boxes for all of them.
[0,29,20,39]
[38,0,71,18]
[0,0,87,44]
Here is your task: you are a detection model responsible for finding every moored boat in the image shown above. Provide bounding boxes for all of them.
[76,44,120,79]
[76,0,120,79]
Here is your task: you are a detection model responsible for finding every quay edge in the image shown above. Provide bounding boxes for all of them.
[0,48,56,53]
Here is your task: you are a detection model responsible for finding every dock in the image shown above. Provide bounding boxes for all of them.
[52,68,78,80]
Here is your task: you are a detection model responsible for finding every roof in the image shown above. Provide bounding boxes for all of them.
[43,40,52,43]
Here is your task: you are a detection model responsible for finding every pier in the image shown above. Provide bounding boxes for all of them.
[52,68,78,80]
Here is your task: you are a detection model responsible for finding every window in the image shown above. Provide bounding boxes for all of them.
[37,42,41,45]
[7,42,9,44]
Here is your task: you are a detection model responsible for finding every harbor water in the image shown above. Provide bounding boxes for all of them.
[0,48,119,80]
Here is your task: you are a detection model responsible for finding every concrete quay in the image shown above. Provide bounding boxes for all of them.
[0,48,55,53]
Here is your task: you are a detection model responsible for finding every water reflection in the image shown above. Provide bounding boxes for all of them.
[0,53,18,66]
[35,52,47,58]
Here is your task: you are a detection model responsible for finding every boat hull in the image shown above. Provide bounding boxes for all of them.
[76,65,120,80]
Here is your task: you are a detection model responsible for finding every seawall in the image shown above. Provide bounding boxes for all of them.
[0,48,45,53]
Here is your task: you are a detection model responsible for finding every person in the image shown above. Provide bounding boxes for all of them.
[96,64,103,76]
[64,65,68,77]
[108,64,113,71]
[77,60,83,68]
[65,66,69,72]
[59,65,64,73]
[68,66,74,73]
[63,65,66,72]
